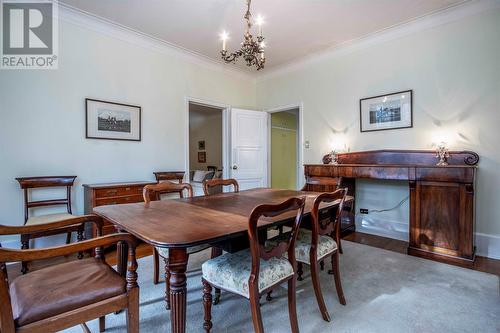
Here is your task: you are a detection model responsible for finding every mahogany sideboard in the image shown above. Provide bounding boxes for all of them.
[305,150,479,267]
[83,181,156,237]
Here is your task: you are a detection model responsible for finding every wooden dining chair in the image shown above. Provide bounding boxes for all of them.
[0,216,139,333]
[15,176,82,274]
[201,196,306,333]
[202,178,239,196]
[301,175,352,255]
[295,188,348,322]
[143,182,221,309]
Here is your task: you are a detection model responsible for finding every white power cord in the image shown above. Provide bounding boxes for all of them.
[368,196,410,213]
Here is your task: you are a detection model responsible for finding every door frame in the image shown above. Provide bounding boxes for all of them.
[266,103,304,190]
[184,97,231,182]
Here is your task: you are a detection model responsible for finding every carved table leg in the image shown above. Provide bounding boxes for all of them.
[168,248,189,333]
[21,235,29,274]
[115,236,129,315]
[164,257,171,310]
[77,227,85,259]
[117,240,129,278]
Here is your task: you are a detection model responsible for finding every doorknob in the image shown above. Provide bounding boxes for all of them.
[232,165,238,170]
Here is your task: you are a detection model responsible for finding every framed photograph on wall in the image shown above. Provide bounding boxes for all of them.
[86,98,141,141]
[198,140,205,150]
[360,90,412,132]
[198,151,206,163]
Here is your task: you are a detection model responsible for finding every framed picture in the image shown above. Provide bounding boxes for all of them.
[360,90,412,132]
[198,140,205,150]
[198,152,206,163]
[86,98,141,141]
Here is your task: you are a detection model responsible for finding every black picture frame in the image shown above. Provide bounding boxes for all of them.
[85,98,142,141]
[198,140,206,150]
[359,90,413,133]
[198,151,206,163]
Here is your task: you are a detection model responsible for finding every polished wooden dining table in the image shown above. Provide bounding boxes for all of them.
[93,188,345,333]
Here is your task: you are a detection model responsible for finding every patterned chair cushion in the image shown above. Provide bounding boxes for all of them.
[294,229,337,264]
[156,244,211,258]
[202,249,294,298]
[26,213,74,226]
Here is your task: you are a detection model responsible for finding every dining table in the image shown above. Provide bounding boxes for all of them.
[93,188,348,333]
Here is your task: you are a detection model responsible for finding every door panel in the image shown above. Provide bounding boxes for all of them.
[416,182,462,255]
[231,108,268,190]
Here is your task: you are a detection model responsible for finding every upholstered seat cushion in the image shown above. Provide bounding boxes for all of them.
[25,213,74,225]
[202,249,294,298]
[156,243,211,258]
[10,258,126,326]
[294,229,337,264]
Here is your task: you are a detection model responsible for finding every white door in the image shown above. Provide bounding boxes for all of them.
[230,108,268,190]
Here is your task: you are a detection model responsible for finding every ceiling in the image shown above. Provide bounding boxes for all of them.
[60,0,467,71]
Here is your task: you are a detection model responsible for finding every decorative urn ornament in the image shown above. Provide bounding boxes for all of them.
[322,150,339,165]
[436,142,450,166]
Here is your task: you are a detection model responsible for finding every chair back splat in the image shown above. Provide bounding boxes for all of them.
[143,182,193,203]
[311,188,348,243]
[203,178,239,196]
[248,196,306,278]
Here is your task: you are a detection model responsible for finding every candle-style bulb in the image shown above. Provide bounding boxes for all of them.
[255,15,264,36]
[220,31,229,51]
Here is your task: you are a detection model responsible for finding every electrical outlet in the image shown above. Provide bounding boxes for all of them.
[360,208,369,214]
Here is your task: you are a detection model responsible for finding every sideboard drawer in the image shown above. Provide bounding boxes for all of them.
[304,165,334,177]
[416,167,475,183]
[95,186,144,199]
[95,194,144,207]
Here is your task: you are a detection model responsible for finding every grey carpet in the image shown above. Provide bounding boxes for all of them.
[63,241,500,333]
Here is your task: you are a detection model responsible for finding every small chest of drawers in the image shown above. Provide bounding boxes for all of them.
[83,181,156,237]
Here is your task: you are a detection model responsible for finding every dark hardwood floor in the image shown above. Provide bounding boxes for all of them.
[344,232,500,276]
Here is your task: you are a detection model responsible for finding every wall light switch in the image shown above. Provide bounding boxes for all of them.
[304,140,310,149]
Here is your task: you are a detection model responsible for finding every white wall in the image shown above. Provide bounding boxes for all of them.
[256,9,500,258]
[0,17,256,246]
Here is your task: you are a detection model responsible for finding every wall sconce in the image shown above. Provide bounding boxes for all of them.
[436,142,450,166]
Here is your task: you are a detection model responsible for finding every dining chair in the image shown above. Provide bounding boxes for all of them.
[202,178,239,196]
[0,216,139,333]
[201,196,306,333]
[296,188,348,322]
[143,182,221,309]
[301,175,352,256]
[15,176,82,274]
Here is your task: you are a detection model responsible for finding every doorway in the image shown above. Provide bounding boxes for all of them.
[188,101,225,195]
[269,108,300,190]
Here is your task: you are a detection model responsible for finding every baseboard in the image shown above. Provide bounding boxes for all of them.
[0,236,20,249]
[475,233,500,260]
[355,216,500,260]
[355,214,409,242]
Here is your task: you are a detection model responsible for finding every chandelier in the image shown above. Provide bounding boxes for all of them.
[220,0,266,70]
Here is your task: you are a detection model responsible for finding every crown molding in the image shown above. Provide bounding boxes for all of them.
[256,0,500,82]
[57,2,256,82]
